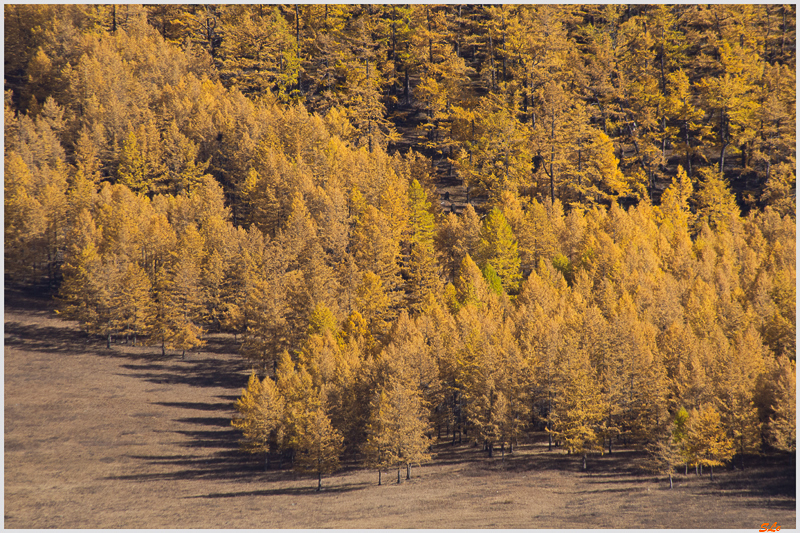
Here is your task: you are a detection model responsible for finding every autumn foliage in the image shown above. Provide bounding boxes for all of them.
[5,5,795,485]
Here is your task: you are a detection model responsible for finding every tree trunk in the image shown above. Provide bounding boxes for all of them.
[397,467,401,484]
[391,7,397,97]
[427,7,433,64]
[488,32,495,90]
[719,116,729,173]
[684,118,692,176]
[317,471,322,491]
[407,463,411,480]
[669,472,673,489]
[501,7,507,81]
[549,117,556,203]
[404,58,410,105]
[582,453,587,471]
[378,470,381,485]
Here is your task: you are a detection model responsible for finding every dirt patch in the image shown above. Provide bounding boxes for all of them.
[4,287,796,528]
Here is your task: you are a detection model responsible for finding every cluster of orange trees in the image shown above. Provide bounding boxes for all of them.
[4,5,795,487]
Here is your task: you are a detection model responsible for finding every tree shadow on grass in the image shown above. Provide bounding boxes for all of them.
[119,357,251,390]
[689,454,796,506]
[105,449,265,483]
[154,401,233,412]
[189,480,372,499]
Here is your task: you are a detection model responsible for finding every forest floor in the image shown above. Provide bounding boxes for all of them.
[4,286,796,529]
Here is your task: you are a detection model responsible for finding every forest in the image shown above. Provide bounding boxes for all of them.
[3,4,796,489]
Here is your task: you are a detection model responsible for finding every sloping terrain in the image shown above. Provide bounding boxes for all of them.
[4,287,795,529]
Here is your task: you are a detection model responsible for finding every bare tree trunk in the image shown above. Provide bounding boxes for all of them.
[489,33,496,90]
[407,463,411,480]
[317,471,322,491]
[378,470,381,485]
[669,472,673,489]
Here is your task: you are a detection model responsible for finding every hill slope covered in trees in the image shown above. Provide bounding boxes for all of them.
[4,4,796,483]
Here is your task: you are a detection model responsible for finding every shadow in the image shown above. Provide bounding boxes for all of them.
[7,286,800,505]
[190,481,371,499]
[154,401,233,412]
[690,453,796,505]
[4,319,175,364]
[119,357,251,390]
[175,416,234,427]
[105,448,266,483]
[216,394,242,402]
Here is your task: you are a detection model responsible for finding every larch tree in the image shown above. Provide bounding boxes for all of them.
[477,207,522,294]
[549,339,605,471]
[113,261,153,346]
[647,423,685,489]
[232,372,287,469]
[767,355,796,453]
[714,325,766,468]
[404,179,441,313]
[294,402,344,491]
[364,377,431,484]
[164,225,206,358]
[362,388,399,485]
[684,404,735,480]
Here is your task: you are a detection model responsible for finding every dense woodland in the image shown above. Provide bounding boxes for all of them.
[4,4,796,488]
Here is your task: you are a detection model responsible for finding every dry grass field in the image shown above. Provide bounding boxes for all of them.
[4,287,796,529]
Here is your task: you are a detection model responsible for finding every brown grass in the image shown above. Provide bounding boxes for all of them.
[4,287,796,529]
